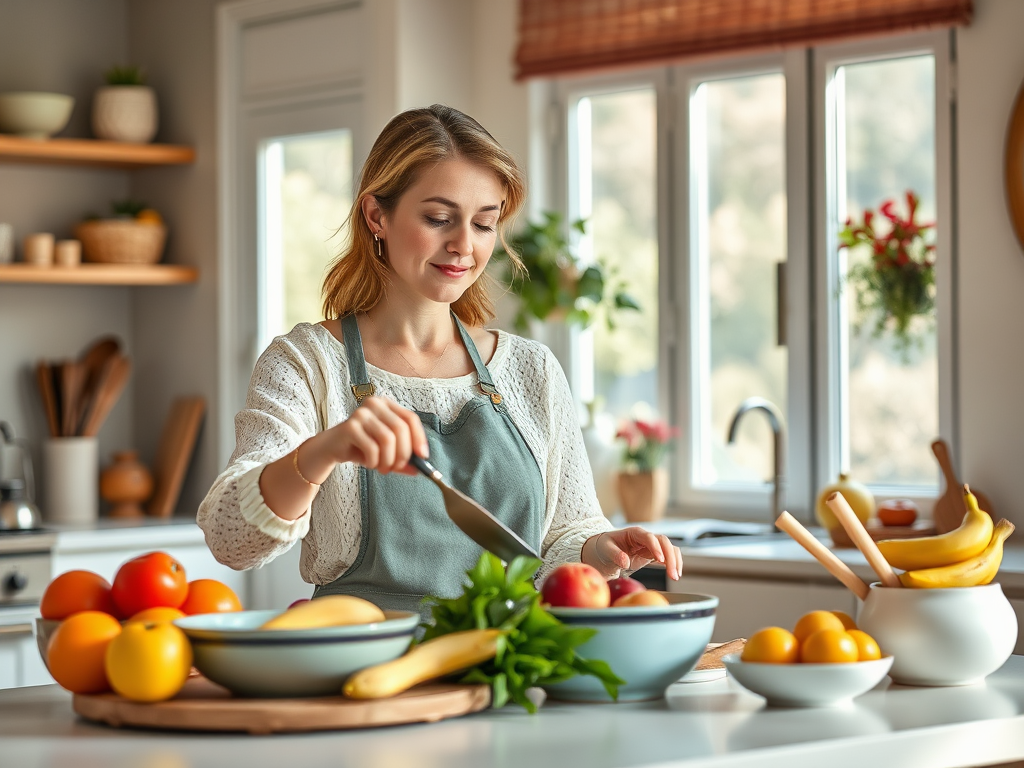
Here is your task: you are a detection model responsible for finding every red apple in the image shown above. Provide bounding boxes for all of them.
[607,576,646,604]
[541,563,611,608]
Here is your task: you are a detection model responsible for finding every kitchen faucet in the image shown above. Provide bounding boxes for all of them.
[727,397,784,530]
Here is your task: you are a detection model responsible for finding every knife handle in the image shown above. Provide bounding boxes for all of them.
[409,453,440,480]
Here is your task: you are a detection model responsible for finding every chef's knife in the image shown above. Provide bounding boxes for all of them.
[408,454,539,563]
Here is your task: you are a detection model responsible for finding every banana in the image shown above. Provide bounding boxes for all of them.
[899,519,1014,588]
[259,595,386,630]
[876,486,994,571]
[343,629,502,699]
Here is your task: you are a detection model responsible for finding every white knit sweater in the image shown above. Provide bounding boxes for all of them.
[196,322,612,589]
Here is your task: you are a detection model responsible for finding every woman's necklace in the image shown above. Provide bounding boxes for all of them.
[366,313,454,378]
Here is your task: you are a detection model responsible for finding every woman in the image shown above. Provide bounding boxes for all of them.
[197,104,682,614]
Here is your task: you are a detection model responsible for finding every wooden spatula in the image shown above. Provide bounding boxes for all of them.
[931,439,993,534]
[81,355,132,437]
[35,361,60,438]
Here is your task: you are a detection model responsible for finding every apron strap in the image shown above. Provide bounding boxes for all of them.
[452,313,504,406]
[341,314,376,404]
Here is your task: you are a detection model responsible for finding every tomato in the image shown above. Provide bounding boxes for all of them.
[800,629,859,663]
[179,579,243,615]
[47,610,122,693]
[878,498,918,527]
[40,570,119,620]
[105,620,193,702]
[741,627,799,664]
[111,551,188,617]
[127,606,186,624]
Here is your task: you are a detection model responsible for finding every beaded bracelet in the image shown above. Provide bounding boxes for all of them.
[293,445,320,487]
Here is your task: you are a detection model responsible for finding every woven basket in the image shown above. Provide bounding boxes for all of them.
[75,219,167,264]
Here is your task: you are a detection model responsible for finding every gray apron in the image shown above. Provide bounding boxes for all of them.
[313,313,545,616]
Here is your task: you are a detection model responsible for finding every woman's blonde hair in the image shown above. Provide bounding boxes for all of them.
[322,104,526,326]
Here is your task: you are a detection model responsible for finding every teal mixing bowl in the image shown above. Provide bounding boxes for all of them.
[545,591,718,702]
[174,609,418,698]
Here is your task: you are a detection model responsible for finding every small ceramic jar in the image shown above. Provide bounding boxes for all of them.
[99,450,153,518]
[857,582,1018,686]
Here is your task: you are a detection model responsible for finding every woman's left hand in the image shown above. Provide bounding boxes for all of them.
[582,528,683,582]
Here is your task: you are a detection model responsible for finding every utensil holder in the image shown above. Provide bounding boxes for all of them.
[43,437,98,524]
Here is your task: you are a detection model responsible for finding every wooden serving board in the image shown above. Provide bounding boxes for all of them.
[829,522,937,549]
[73,677,491,734]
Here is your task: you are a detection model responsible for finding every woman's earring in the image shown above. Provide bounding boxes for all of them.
[373,232,383,259]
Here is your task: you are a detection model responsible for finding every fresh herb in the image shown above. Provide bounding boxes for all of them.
[421,553,623,712]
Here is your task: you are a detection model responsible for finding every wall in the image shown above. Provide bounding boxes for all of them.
[956,0,1024,525]
[0,0,134,494]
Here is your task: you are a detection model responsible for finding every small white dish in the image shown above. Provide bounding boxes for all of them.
[678,666,727,683]
[722,653,893,708]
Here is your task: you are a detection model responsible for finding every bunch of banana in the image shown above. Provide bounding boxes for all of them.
[875,486,1014,588]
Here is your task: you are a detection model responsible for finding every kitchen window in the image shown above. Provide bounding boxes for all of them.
[548,30,953,521]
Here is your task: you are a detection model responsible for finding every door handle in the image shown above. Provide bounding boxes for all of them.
[0,623,33,636]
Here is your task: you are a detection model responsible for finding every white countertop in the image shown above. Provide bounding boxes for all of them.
[3,657,1024,768]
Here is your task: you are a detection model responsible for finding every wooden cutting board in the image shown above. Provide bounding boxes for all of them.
[931,439,994,534]
[73,676,491,734]
[147,396,206,518]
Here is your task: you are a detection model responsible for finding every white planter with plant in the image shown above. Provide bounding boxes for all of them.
[92,65,158,144]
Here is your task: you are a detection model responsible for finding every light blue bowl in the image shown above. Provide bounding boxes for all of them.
[174,609,419,698]
[545,592,718,702]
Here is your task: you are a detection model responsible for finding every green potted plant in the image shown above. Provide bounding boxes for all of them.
[92,65,158,144]
[838,190,936,356]
[493,211,640,333]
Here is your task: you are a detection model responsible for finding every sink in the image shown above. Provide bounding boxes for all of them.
[637,518,788,547]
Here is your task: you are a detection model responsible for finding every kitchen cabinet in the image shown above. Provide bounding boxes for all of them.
[0,606,51,690]
[669,573,857,642]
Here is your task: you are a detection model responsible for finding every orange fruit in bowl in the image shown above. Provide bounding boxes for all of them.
[612,590,670,607]
[180,579,243,615]
[793,610,846,644]
[127,606,186,625]
[741,627,799,664]
[800,628,859,663]
[830,611,857,631]
[40,570,119,620]
[847,629,882,661]
[47,610,123,693]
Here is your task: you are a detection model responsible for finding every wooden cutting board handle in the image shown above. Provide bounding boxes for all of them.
[930,439,994,534]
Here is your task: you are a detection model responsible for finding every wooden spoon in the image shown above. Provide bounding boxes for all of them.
[76,337,121,435]
[931,439,994,534]
[826,492,902,588]
[776,511,870,600]
[60,361,86,437]
[35,361,60,438]
[81,355,132,437]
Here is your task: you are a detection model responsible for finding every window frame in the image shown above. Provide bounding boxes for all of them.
[538,29,955,524]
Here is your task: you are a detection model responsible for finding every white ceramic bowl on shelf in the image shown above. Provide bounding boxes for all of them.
[723,654,894,708]
[0,92,74,139]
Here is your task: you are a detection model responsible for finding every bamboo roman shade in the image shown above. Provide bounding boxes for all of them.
[515,0,973,79]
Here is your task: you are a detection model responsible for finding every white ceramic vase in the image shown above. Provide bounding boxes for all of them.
[92,85,158,143]
[581,405,620,517]
[42,437,99,524]
[857,582,1017,686]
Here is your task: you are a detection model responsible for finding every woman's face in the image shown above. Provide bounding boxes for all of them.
[372,158,504,307]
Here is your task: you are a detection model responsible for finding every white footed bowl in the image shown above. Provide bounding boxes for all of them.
[0,92,74,138]
[857,582,1017,687]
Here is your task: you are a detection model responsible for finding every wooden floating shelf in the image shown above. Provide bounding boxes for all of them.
[0,136,195,168]
[0,263,198,285]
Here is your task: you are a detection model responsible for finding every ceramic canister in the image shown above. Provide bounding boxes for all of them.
[857,582,1017,686]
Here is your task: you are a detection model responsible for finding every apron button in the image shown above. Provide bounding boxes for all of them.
[490,393,502,405]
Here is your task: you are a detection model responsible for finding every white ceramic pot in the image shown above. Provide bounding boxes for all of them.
[42,437,99,524]
[91,85,158,143]
[857,582,1017,686]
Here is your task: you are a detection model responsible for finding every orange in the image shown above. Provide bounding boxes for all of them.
[127,606,186,625]
[135,208,163,225]
[179,579,243,615]
[106,621,193,702]
[793,610,846,644]
[47,610,122,693]
[848,629,882,661]
[831,611,858,631]
[741,627,799,664]
[612,590,670,607]
[800,628,859,664]
[40,570,119,620]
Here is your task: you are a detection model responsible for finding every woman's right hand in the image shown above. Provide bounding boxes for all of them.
[319,396,429,476]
